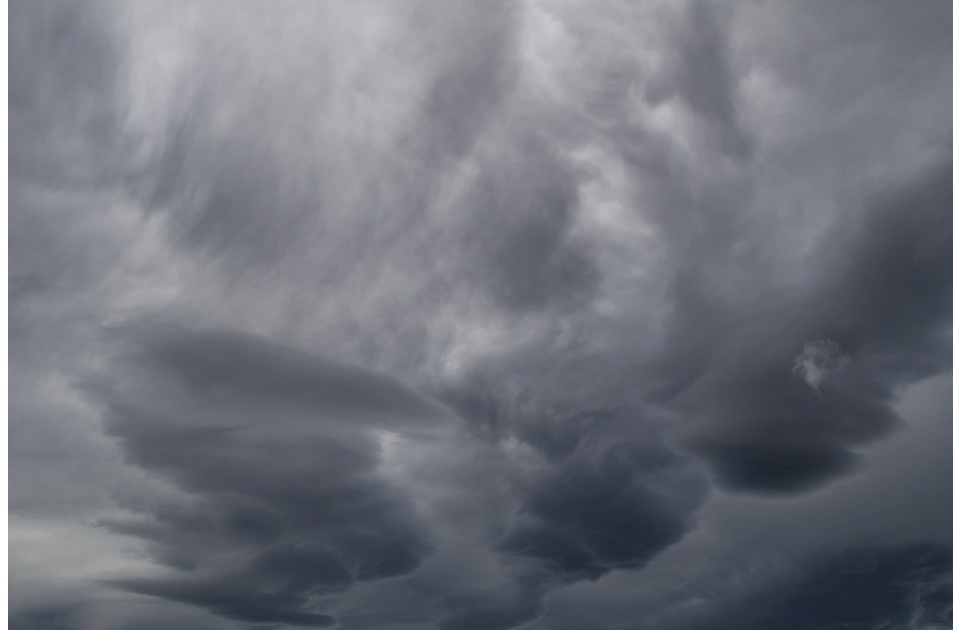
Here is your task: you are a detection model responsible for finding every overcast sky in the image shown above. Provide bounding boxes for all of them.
[9,1,953,629]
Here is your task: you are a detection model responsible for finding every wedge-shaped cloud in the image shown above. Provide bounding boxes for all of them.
[88,325,454,627]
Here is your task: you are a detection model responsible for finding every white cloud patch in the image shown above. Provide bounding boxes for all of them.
[792,339,847,391]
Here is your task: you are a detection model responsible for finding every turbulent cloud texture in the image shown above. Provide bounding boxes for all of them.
[9,0,952,628]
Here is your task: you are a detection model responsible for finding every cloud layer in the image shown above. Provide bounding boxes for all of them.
[9,0,952,628]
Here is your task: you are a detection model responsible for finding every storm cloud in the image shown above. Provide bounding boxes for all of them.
[9,0,952,628]
[86,325,452,625]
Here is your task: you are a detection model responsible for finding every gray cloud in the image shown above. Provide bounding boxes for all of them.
[85,326,451,626]
[9,0,951,627]
[682,543,952,630]
[9,0,127,188]
[496,408,706,580]
[646,1,752,158]
[668,156,951,493]
[9,605,81,630]
[459,141,599,313]
[87,325,707,628]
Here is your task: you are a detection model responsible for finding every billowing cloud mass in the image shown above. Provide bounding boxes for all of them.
[9,0,952,628]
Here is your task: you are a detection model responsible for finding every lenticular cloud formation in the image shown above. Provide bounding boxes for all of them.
[9,1,952,629]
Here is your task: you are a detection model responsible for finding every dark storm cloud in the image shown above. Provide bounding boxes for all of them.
[497,408,706,580]
[105,573,339,627]
[437,577,546,630]
[683,543,952,630]
[87,321,710,627]
[9,605,81,630]
[604,1,951,495]
[434,377,708,626]
[668,157,951,494]
[88,326,449,627]
[125,326,454,427]
[822,161,952,374]
[9,0,951,628]
[90,323,706,627]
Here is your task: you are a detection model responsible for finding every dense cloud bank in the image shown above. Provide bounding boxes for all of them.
[9,0,951,628]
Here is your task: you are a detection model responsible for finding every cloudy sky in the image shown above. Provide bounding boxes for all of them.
[8,1,953,628]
